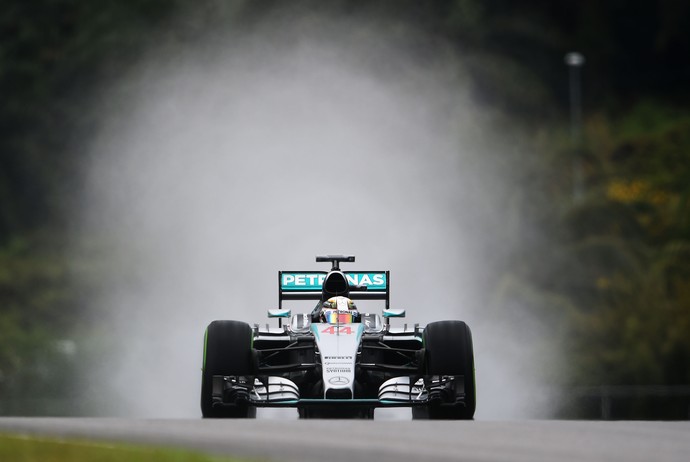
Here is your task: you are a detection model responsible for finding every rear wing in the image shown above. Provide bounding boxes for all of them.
[278,270,390,309]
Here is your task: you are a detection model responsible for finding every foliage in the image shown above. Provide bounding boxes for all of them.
[0,235,81,415]
[547,101,690,417]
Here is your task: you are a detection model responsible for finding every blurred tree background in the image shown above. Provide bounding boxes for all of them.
[0,0,688,418]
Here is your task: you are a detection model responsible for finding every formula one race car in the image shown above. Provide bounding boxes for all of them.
[200,255,475,419]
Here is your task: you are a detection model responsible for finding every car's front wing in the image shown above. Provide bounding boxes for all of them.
[211,374,468,409]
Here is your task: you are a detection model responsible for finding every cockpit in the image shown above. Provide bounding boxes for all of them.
[319,296,359,323]
[321,309,359,324]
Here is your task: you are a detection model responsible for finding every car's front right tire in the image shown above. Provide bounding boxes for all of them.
[201,320,256,418]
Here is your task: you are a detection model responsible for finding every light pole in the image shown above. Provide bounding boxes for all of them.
[565,52,585,202]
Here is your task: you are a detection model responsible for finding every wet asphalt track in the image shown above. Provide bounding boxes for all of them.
[1,416,689,462]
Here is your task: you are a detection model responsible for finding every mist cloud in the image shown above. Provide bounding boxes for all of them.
[77,7,560,418]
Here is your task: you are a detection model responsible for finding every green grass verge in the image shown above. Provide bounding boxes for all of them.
[0,433,251,462]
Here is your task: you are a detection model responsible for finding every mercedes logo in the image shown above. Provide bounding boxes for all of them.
[328,376,350,385]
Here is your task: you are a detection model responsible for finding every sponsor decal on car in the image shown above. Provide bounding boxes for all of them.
[281,272,387,290]
[328,376,350,385]
[326,368,352,373]
[321,326,355,335]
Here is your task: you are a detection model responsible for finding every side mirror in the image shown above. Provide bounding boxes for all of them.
[268,308,291,318]
[383,309,405,318]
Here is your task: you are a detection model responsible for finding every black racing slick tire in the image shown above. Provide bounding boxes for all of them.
[413,320,476,420]
[201,320,256,418]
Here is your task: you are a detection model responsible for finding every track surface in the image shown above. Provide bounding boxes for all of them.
[1,417,689,462]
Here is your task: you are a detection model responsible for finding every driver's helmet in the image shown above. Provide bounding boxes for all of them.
[320,296,358,323]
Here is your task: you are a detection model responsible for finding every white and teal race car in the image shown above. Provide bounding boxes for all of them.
[201,255,475,419]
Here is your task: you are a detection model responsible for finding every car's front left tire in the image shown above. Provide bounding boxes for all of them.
[413,320,475,420]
